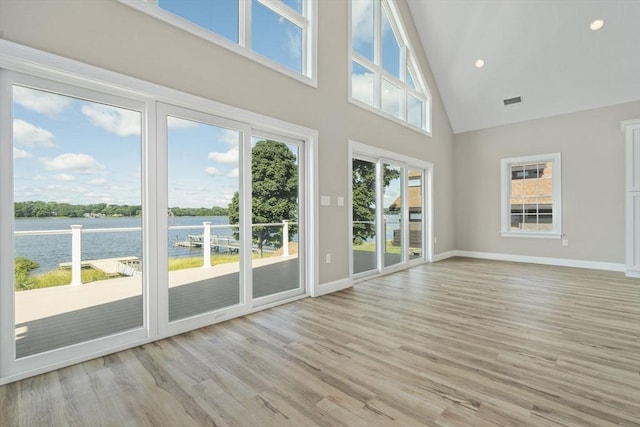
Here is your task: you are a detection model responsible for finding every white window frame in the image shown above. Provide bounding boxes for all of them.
[500,153,562,239]
[0,39,318,385]
[348,0,432,136]
[119,0,318,87]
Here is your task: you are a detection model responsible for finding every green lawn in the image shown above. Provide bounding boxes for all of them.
[353,240,401,254]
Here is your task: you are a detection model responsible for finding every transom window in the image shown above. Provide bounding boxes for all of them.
[349,0,431,133]
[501,153,562,238]
[119,0,315,84]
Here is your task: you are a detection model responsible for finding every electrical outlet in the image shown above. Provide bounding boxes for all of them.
[326,253,331,263]
[562,239,568,247]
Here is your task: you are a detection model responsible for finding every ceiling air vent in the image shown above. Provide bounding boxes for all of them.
[503,96,522,106]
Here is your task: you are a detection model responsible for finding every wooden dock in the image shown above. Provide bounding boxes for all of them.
[59,256,140,277]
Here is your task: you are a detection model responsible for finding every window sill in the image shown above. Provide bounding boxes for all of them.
[501,231,562,239]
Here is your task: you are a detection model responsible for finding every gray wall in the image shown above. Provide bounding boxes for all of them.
[454,101,640,264]
[0,0,456,285]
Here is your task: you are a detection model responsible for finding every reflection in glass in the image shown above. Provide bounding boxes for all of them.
[167,116,241,321]
[12,85,143,358]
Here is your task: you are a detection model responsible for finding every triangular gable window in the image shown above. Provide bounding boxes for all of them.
[350,0,432,134]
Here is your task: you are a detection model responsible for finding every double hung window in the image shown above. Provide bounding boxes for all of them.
[500,153,562,238]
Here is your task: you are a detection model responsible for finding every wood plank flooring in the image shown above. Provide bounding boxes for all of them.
[1,257,639,426]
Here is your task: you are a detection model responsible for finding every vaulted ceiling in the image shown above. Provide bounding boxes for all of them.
[407,0,640,133]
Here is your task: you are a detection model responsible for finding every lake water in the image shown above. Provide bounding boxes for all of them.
[14,216,236,274]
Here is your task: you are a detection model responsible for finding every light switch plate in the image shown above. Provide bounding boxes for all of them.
[320,195,331,206]
[337,196,344,207]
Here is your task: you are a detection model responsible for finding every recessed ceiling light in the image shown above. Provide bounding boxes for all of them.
[474,59,485,68]
[590,19,605,31]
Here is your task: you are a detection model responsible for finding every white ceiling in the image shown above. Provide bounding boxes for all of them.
[406,0,640,133]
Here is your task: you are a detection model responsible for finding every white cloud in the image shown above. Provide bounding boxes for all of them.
[208,147,239,164]
[32,175,46,181]
[13,119,56,148]
[351,72,375,106]
[286,28,302,59]
[41,153,106,174]
[81,103,141,137]
[352,0,374,46]
[205,166,222,176]
[13,147,33,159]
[228,168,239,177]
[220,129,240,146]
[13,86,71,115]
[89,178,107,185]
[167,116,198,129]
[53,173,75,182]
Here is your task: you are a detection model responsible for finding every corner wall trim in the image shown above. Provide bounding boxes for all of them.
[452,251,626,272]
[312,278,352,297]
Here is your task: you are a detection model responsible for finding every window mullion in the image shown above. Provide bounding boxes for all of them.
[240,0,251,49]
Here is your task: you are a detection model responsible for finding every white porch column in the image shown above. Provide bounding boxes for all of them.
[282,220,289,257]
[70,225,83,286]
[202,221,211,268]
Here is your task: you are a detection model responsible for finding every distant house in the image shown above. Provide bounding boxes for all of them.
[509,161,553,231]
[389,172,423,252]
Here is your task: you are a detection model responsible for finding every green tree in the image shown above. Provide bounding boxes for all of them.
[228,140,298,257]
[352,160,400,244]
[14,257,39,291]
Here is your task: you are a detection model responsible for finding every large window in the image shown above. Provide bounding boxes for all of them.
[120,0,316,84]
[350,0,431,133]
[500,153,562,238]
[0,41,316,384]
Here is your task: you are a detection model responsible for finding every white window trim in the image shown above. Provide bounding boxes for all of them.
[348,0,432,136]
[500,152,562,239]
[118,0,318,88]
[0,39,319,384]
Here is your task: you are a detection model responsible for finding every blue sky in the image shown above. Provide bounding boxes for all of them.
[13,86,143,206]
[11,86,298,209]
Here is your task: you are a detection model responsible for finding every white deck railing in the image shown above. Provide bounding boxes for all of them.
[15,220,296,286]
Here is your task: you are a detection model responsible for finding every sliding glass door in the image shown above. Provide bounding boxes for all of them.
[164,109,245,322]
[6,74,147,365]
[351,146,431,278]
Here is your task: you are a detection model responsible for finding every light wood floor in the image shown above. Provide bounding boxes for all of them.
[1,257,638,426]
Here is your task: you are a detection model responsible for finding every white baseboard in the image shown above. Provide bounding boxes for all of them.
[433,251,457,262]
[451,250,626,273]
[625,269,640,278]
[312,277,352,297]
